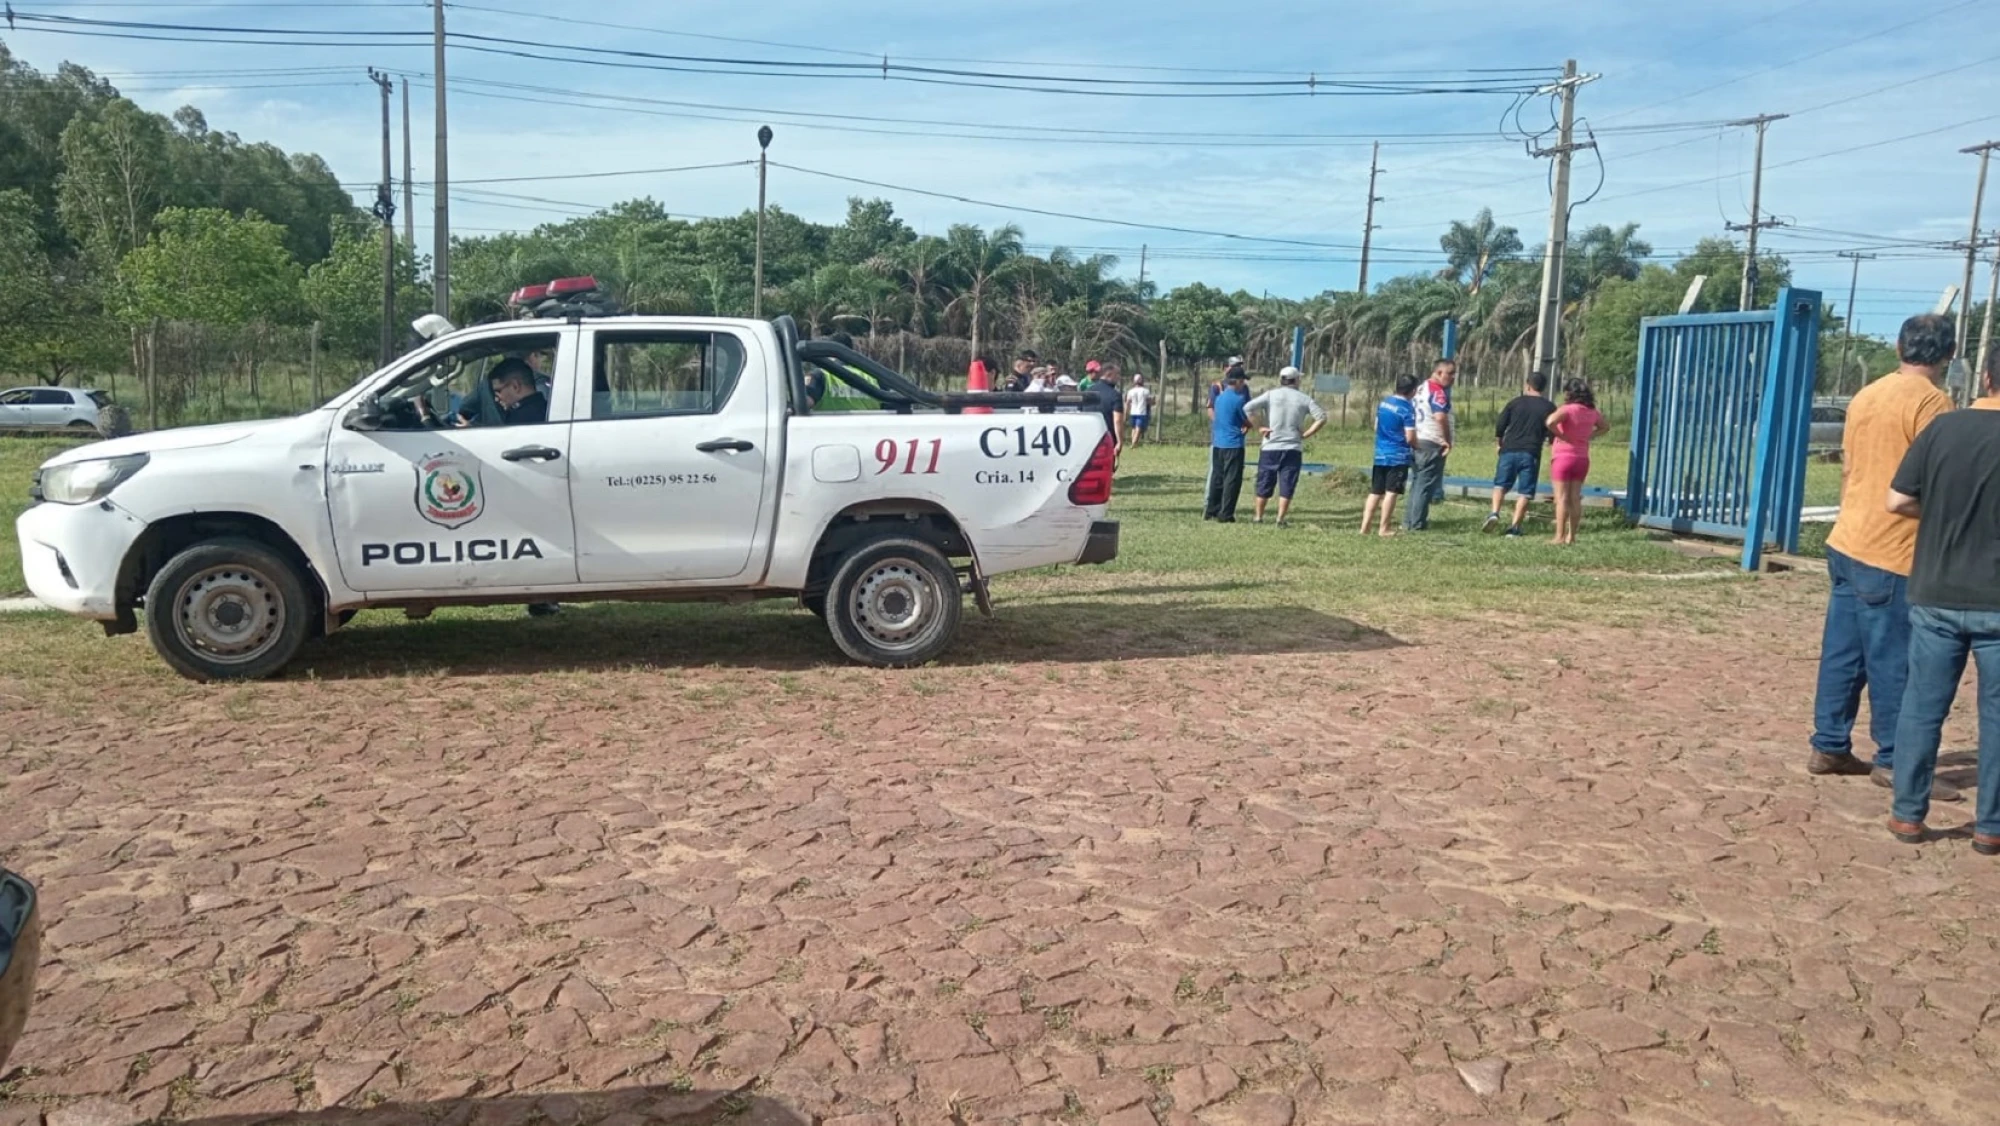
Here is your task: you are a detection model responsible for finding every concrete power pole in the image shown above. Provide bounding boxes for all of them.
[1530,60,1597,383]
[368,69,396,366]
[1727,114,1788,311]
[401,78,414,251]
[432,0,450,317]
[1977,229,1999,389]
[1357,141,1382,294]
[1835,251,1874,397]
[1957,142,1997,340]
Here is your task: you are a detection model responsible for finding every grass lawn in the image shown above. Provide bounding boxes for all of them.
[0,428,1775,693]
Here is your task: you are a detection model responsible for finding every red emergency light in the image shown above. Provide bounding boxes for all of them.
[547,275,600,296]
[507,283,550,306]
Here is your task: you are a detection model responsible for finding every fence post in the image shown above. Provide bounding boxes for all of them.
[309,321,322,404]
[146,318,160,432]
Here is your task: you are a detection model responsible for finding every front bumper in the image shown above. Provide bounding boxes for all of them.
[1077,520,1119,565]
[16,499,147,619]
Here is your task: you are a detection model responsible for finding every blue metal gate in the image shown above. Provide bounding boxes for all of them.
[1624,288,1822,571]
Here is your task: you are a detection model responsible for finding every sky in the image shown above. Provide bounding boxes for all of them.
[7,0,2000,340]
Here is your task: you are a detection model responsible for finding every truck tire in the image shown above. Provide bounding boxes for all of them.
[143,538,313,682]
[823,536,962,668]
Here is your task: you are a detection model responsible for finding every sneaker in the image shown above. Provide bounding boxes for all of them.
[1483,513,1500,533]
[1504,526,1523,538]
[1872,765,1961,801]
[1806,751,1872,777]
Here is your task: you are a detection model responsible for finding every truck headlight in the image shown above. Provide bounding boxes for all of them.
[39,454,149,505]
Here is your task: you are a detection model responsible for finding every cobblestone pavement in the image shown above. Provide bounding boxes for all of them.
[3,580,1998,1126]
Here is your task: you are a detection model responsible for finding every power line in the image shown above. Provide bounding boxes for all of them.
[11,12,1561,97]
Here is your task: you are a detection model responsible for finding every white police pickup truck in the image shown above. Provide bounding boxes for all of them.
[16,279,1119,680]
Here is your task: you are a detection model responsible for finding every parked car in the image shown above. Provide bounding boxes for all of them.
[1809,399,1846,450]
[0,867,38,1072]
[0,387,111,434]
[16,280,1120,680]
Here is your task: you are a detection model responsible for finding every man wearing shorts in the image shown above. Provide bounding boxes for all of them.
[1244,366,1328,526]
[1362,374,1419,536]
[1124,374,1152,447]
[1487,371,1557,537]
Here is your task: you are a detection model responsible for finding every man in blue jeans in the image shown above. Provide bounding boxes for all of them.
[1885,348,2000,854]
[1809,314,1958,798]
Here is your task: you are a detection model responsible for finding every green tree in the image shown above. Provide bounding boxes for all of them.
[1439,208,1522,295]
[121,207,302,325]
[944,222,1025,366]
[56,97,170,266]
[302,220,434,361]
[0,188,119,385]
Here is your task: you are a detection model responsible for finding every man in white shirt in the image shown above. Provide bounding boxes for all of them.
[1124,374,1153,446]
[1244,366,1329,526]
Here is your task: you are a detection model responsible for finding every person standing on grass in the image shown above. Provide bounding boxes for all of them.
[1362,374,1420,536]
[1125,373,1152,447]
[1544,378,1608,546]
[1203,368,1252,523]
[1883,346,2000,854]
[1245,366,1328,526]
[1093,364,1124,461]
[1487,371,1557,537]
[1402,359,1456,531]
[1809,313,1960,796]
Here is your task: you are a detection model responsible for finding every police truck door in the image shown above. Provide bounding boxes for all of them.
[324,328,582,593]
[564,326,776,582]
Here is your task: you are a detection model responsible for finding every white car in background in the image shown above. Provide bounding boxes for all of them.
[0,387,110,434]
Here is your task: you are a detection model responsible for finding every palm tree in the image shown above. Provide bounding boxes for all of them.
[944,222,1025,365]
[870,235,952,338]
[1440,209,1524,296]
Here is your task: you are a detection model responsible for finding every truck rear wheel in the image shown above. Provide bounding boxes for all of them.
[143,538,312,682]
[823,536,961,668]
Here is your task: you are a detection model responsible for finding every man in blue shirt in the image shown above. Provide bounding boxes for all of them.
[1362,374,1420,536]
[1204,369,1252,522]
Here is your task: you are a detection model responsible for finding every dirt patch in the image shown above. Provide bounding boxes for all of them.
[3,576,1997,1125]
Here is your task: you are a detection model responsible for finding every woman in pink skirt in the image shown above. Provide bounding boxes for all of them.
[1545,379,1609,545]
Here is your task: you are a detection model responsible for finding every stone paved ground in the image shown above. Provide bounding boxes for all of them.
[3,575,1999,1126]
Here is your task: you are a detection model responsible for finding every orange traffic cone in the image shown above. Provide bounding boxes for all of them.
[965,358,993,415]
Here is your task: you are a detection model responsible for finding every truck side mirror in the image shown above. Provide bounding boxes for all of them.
[345,396,386,432]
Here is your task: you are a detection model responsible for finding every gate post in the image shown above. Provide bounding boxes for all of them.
[1741,287,1822,571]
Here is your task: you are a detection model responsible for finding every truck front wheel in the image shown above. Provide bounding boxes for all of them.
[823,536,962,668]
[143,538,313,682]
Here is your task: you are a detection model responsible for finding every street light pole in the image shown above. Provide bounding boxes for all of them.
[753,125,772,320]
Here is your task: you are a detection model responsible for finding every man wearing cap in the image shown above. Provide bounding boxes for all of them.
[1009,350,1039,393]
[1125,373,1153,447]
[1209,356,1246,421]
[1244,367,1328,526]
[1080,359,1102,394]
[1204,368,1252,523]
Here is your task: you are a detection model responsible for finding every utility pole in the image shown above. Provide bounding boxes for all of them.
[1977,229,1999,391]
[1138,244,1148,292]
[1957,142,1997,342]
[1835,251,1875,397]
[368,68,396,367]
[401,78,414,251]
[1530,60,1597,383]
[753,125,773,319]
[431,0,450,317]
[1357,141,1382,294]
[1726,113,1788,311]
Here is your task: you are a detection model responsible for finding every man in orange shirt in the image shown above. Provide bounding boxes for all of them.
[1809,314,1961,801]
